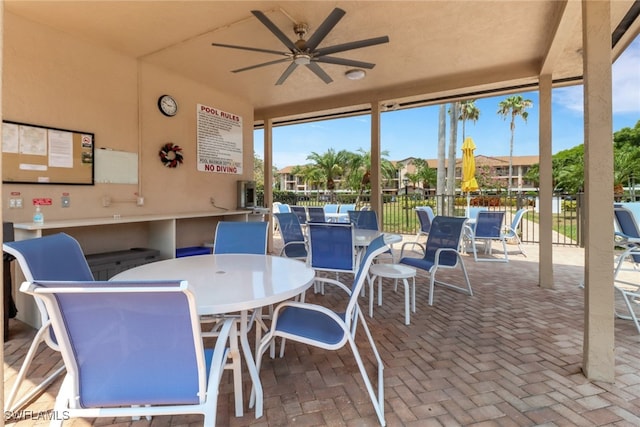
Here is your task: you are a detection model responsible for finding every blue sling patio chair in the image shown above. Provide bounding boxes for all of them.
[468,211,508,262]
[3,233,94,414]
[307,206,327,223]
[405,206,435,254]
[612,206,640,333]
[399,216,472,306]
[21,279,233,427]
[501,207,528,257]
[274,212,308,260]
[213,221,268,254]
[211,220,269,399]
[307,222,358,294]
[348,209,379,230]
[252,235,391,426]
[289,206,308,225]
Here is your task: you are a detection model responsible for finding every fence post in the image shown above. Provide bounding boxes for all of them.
[578,192,585,247]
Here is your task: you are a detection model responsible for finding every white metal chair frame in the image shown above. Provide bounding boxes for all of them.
[21,280,232,426]
[501,207,528,257]
[252,235,391,426]
[2,233,94,415]
[469,211,509,262]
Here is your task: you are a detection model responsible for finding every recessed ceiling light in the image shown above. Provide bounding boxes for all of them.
[345,69,366,80]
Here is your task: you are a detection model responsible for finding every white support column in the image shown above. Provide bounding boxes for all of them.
[371,102,382,220]
[582,0,615,382]
[264,119,274,253]
[538,75,554,289]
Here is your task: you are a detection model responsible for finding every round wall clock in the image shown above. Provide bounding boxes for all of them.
[157,94,178,117]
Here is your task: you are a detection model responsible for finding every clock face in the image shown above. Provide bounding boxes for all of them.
[158,95,178,117]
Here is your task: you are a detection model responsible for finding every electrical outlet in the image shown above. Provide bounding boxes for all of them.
[15,198,23,208]
[9,199,16,208]
[61,196,70,207]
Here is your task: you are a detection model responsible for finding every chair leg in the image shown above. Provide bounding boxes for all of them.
[226,320,243,417]
[352,309,386,426]
[4,322,65,414]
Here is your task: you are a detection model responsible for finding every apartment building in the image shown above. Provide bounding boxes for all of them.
[276,154,539,195]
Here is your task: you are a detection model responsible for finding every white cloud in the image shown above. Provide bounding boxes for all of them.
[552,36,640,115]
[272,151,310,169]
[554,85,583,113]
[612,38,640,114]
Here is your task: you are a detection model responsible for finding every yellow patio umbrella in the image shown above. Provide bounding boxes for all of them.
[461,136,479,214]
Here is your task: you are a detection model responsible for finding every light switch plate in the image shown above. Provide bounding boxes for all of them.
[61,196,70,207]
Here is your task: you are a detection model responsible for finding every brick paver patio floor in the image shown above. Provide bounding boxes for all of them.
[5,237,640,426]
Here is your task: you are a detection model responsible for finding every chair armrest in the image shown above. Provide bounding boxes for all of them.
[434,247,462,265]
[271,300,347,329]
[615,231,640,245]
[279,240,308,256]
[312,276,351,295]
[400,241,425,259]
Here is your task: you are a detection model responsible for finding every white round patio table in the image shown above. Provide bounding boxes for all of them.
[368,263,416,325]
[111,253,315,420]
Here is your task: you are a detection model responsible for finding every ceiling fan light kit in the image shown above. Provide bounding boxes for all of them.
[211,8,389,85]
[345,69,366,80]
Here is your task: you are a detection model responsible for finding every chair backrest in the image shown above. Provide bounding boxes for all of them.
[307,222,356,272]
[290,206,308,224]
[22,280,207,408]
[614,206,640,263]
[474,211,505,239]
[2,233,94,283]
[339,204,356,213]
[323,204,340,214]
[274,213,307,259]
[615,206,640,238]
[466,206,487,220]
[278,203,291,213]
[423,216,467,267]
[509,208,528,231]
[3,233,95,346]
[213,221,268,254]
[348,210,379,230]
[307,206,327,223]
[415,207,435,234]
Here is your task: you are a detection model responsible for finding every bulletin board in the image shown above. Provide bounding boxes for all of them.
[2,121,94,185]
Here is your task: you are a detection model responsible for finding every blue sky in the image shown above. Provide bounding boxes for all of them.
[255,35,640,169]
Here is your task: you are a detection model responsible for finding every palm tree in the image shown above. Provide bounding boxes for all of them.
[412,158,437,197]
[291,164,326,201]
[457,100,480,141]
[345,148,397,206]
[306,148,350,201]
[497,95,533,196]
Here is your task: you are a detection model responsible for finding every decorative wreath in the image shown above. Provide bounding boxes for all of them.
[159,143,183,168]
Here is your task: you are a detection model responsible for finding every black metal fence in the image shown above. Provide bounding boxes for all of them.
[262,191,583,247]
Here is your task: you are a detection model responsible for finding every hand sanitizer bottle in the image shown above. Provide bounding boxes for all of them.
[33,204,44,225]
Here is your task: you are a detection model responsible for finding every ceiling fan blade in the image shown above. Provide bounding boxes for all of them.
[315,36,390,56]
[275,62,298,85]
[314,56,376,69]
[305,8,346,51]
[251,10,299,52]
[306,62,333,84]
[232,58,290,73]
[212,42,287,57]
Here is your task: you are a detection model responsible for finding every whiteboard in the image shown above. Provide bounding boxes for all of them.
[94,149,138,184]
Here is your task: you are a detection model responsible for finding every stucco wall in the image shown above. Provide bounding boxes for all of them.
[2,12,254,250]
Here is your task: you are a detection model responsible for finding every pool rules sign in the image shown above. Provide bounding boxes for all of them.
[196,104,243,174]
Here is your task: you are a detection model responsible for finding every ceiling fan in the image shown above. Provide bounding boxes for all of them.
[211,8,390,85]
